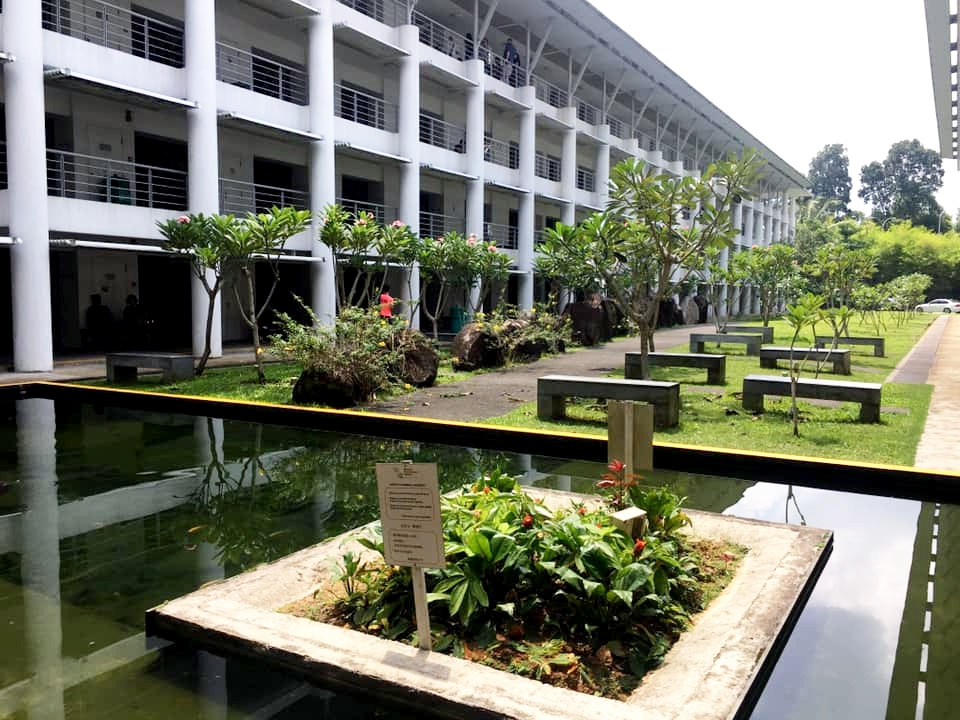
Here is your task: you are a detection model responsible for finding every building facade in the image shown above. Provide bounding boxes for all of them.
[0,0,807,371]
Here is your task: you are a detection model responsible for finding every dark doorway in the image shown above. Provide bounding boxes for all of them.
[340,176,385,220]
[134,132,188,210]
[253,157,308,212]
[0,249,11,362]
[131,5,184,68]
[50,250,80,352]
[254,261,311,335]
[45,113,75,197]
[419,191,443,238]
[138,254,192,350]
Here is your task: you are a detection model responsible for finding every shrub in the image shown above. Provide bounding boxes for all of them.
[471,304,572,365]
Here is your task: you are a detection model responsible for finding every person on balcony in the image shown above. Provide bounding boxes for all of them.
[503,38,521,86]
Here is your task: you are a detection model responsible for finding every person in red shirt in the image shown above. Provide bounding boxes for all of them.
[379,285,395,321]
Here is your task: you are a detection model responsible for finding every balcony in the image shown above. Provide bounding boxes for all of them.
[484,222,518,249]
[413,10,472,59]
[46,148,187,210]
[335,84,398,132]
[576,167,596,193]
[535,152,561,182]
[41,0,184,68]
[336,0,405,27]
[420,115,466,153]
[609,117,628,140]
[532,75,568,109]
[576,100,601,126]
[420,211,465,239]
[220,178,309,216]
[484,137,518,169]
[335,197,397,224]
[216,43,308,106]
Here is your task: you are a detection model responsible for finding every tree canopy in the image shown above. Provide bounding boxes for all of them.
[857,139,944,230]
[808,144,852,212]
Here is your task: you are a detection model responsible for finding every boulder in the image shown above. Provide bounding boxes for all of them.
[452,322,504,371]
[292,367,356,408]
[562,301,615,346]
[391,329,439,387]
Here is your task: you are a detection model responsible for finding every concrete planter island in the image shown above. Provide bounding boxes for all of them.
[146,489,832,720]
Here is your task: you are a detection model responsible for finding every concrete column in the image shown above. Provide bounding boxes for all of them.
[465,59,485,239]
[186,0,222,357]
[398,25,421,329]
[5,1,54,371]
[517,85,537,310]
[559,108,577,226]
[789,197,798,242]
[744,203,755,247]
[309,2,337,324]
[18,399,65,720]
[595,125,611,208]
[732,200,744,245]
[718,246,729,320]
[780,194,789,243]
[763,201,773,246]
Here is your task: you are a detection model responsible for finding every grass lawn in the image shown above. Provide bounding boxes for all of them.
[482,314,937,466]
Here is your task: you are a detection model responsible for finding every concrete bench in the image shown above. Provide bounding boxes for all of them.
[105,352,194,383]
[537,374,680,428]
[759,346,851,375]
[742,374,882,422]
[724,325,774,343]
[626,351,726,385]
[689,332,762,356]
[815,335,885,357]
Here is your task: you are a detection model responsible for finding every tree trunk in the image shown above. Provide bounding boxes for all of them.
[196,278,222,377]
[244,271,266,384]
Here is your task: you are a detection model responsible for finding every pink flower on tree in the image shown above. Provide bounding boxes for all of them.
[391,219,406,228]
[488,244,497,252]
[466,238,477,246]
[355,217,368,226]
[176,215,190,224]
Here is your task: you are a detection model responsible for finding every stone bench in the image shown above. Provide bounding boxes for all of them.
[742,374,882,422]
[759,346,851,375]
[105,352,194,383]
[689,332,762,356]
[814,335,885,357]
[625,351,726,385]
[537,374,680,428]
[724,325,774,343]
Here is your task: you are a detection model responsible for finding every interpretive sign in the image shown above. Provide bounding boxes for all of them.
[376,462,446,568]
[376,462,446,651]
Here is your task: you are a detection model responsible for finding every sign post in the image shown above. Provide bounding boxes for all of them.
[376,461,446,651]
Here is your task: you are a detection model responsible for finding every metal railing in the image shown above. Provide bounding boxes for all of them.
[576,99,600,125]
[636,132,656,152]
[420,114,466,153]
[484,222,518,249]
[335,197,397,224]
[482,52,527,87]
[216,42,308,105]
[0,143,7,190]
[534,229,545,248]
[535,152,561,182]
[41,0,184,68]
[608,117,628,139]
[336,0,406,26]
[532,74,568,108]
[220,178,309,216]
[661,145,679,163]
[413,9,473,59]
[484,137,518,168]
[576,166,596,193]
[335,84,398,132]
[46,148,188,210]
[419,211,465,239]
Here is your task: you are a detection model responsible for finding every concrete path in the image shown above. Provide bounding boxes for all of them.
[912,316,960,471]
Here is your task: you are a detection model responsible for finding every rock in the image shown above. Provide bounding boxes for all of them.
[292,367,356,408]
[511,337,549,363]
[391,329,439,387]
[561,300,615,346]
[452,322,504,371]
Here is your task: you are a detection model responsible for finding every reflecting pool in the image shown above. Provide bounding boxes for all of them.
[0,398,953,719]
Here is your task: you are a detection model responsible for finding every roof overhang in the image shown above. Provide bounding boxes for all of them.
[335,141,410,164]
[43,67,196,109]
[924,0,957,161]
[218,112,321,142]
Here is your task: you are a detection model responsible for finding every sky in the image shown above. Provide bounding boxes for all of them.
[585,0,959,218]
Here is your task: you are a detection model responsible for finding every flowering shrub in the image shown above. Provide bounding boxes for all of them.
[469,303,573,365]
[320,468,729,696]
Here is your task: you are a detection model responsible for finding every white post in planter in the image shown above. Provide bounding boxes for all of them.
[606,400,653,474]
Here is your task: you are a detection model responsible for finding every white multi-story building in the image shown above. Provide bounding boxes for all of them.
[0,0,807,371]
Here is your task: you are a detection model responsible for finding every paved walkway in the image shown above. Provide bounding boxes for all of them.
[3,317,958,471]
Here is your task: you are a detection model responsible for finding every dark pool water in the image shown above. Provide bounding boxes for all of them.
[0,399,951,718]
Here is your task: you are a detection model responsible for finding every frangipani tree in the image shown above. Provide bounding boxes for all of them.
[538,151,764,378]
[740,243,802,326]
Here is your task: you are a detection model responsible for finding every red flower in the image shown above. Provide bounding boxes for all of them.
[634,538,647,556]
[522,514,533,528]
[482,486,491,494]
[596,479,616,489]
[608,459,625,474]
[578,506,587,515]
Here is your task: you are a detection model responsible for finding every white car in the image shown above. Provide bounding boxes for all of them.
[915,298,960,313]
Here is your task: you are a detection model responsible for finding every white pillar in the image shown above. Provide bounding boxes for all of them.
[398,25,421,328]
[559,108,577,227]
[596,125,611,208]
[6,1,54,371]
[517,85,537,310]
[779,194,789,243]
[309,2,337,324]
[744,203,755,247]
[732,200,744,246]
[18,399,65,720]
[763,201,773,246]
[186,0,222,357]
[465,59,485,239]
